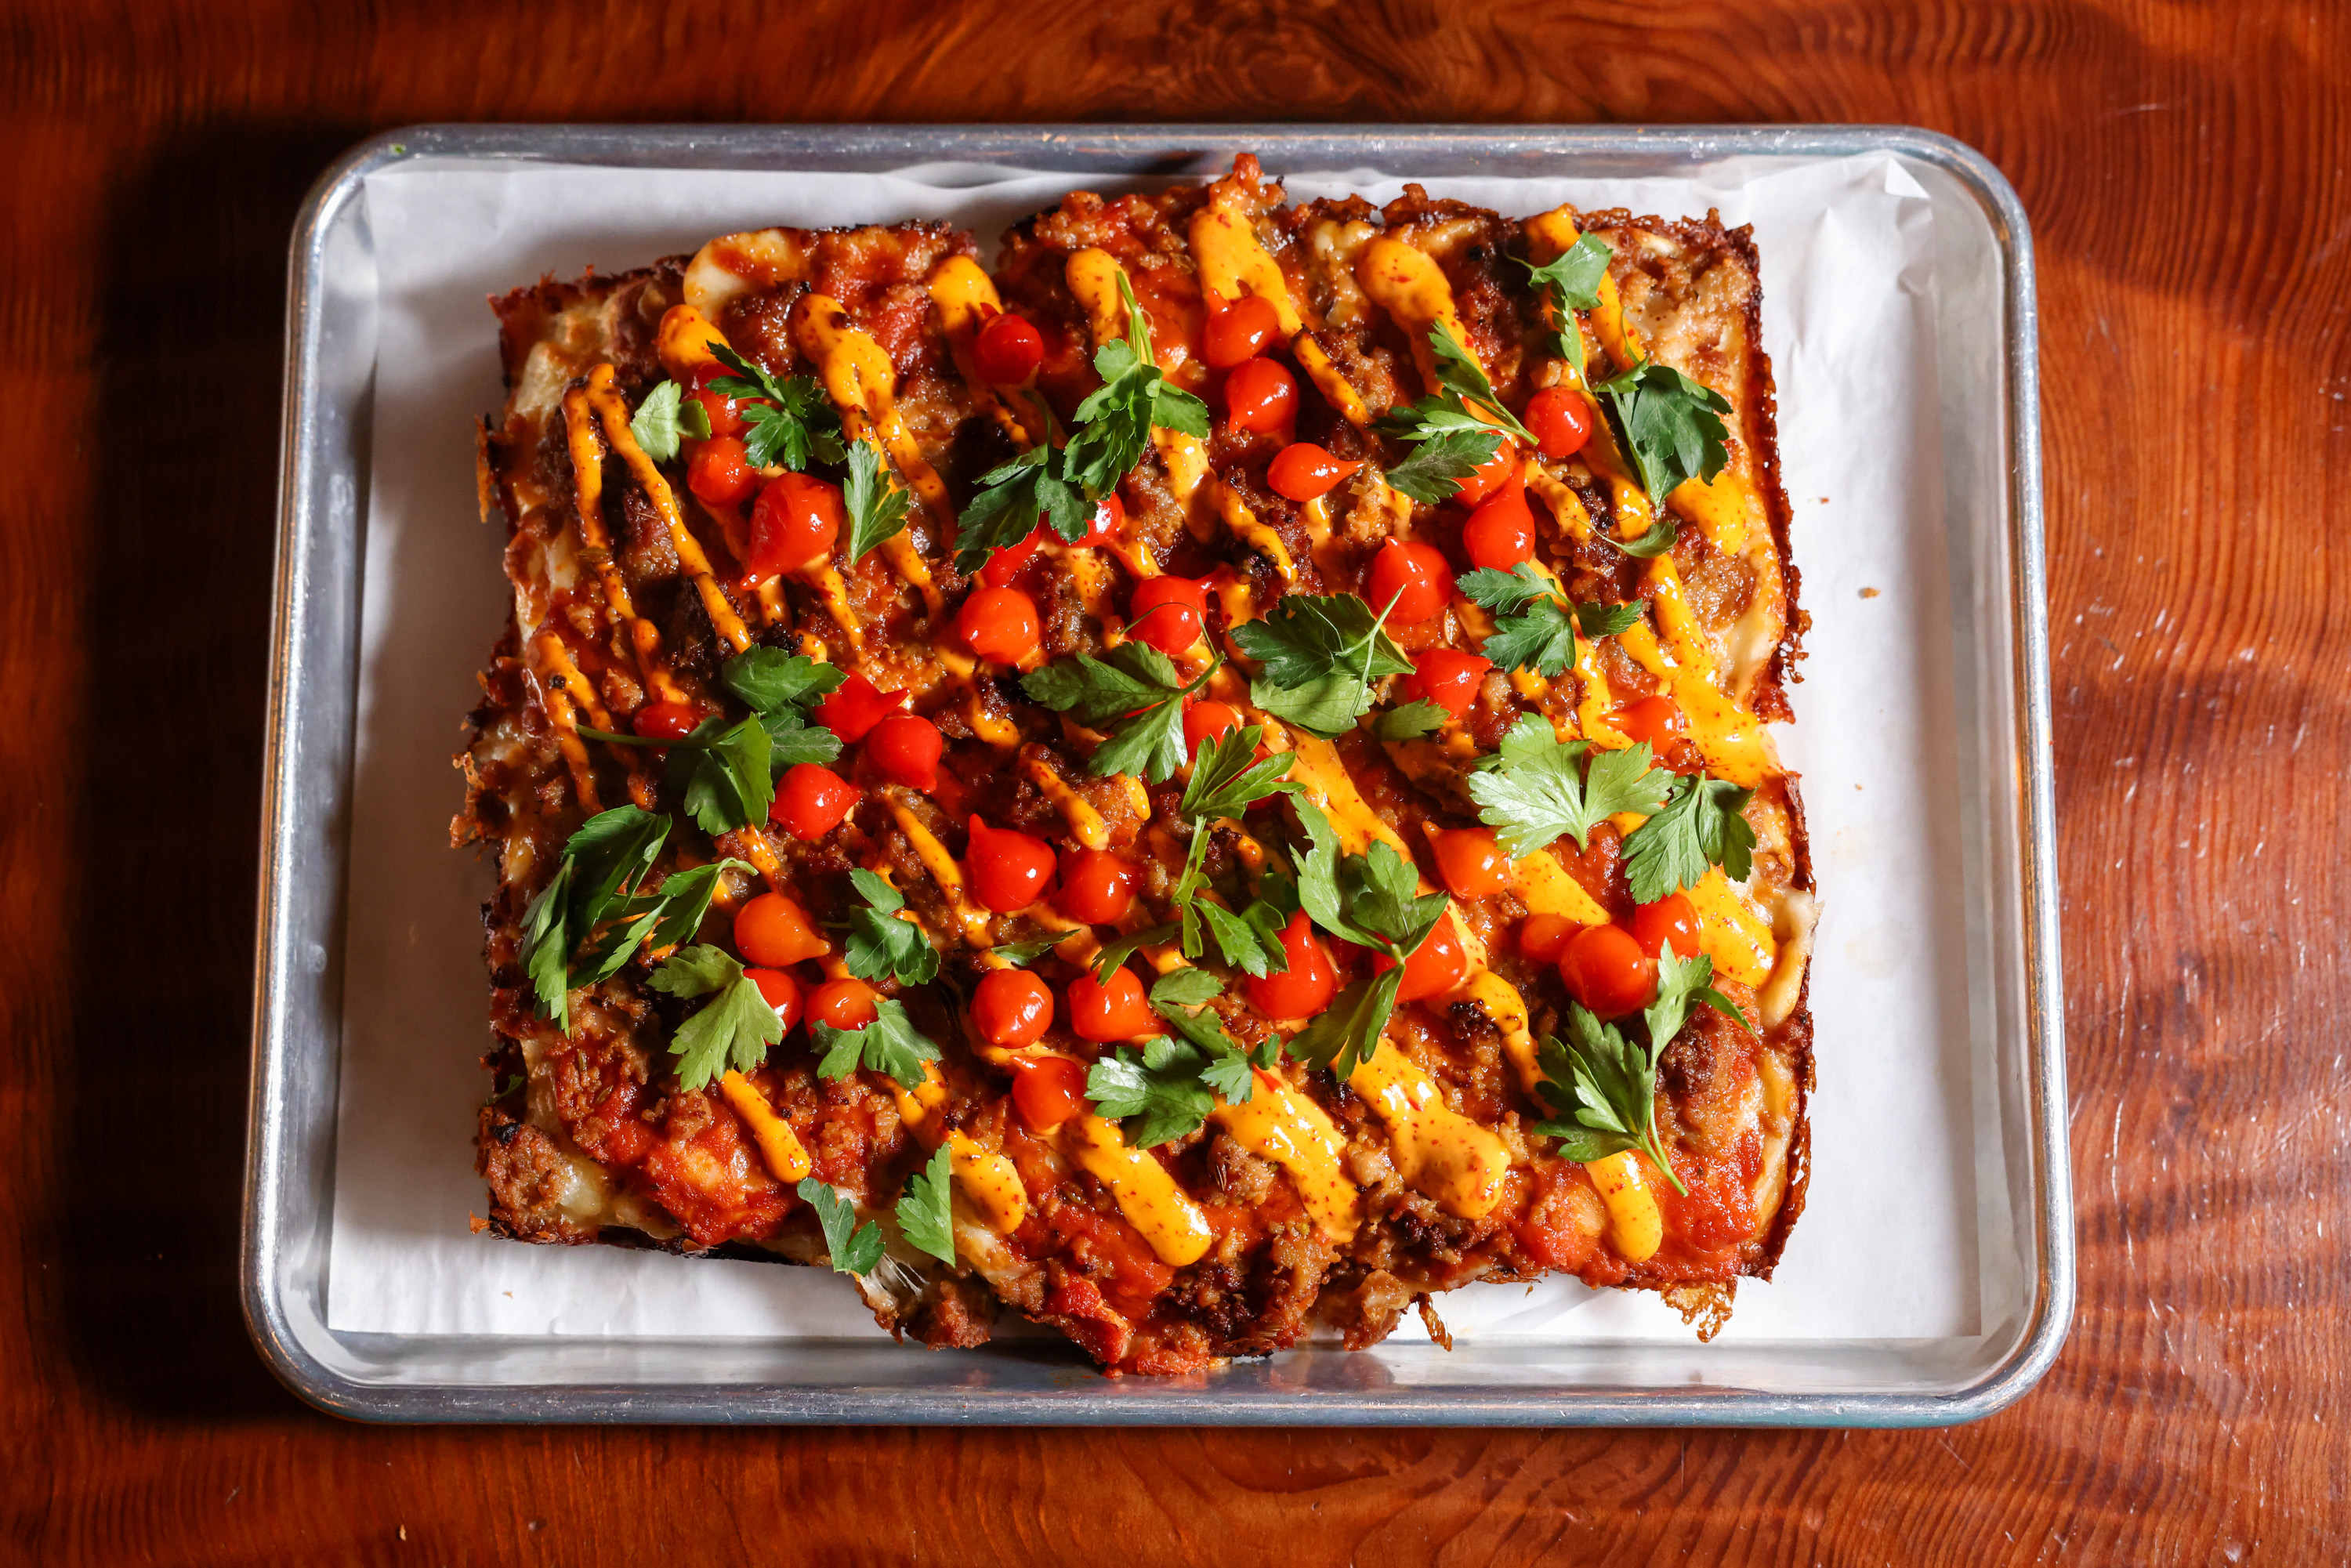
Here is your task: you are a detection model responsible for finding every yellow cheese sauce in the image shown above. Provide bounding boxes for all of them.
[1062,1114,1215,1267]
[585,365,754,656]
[717,1070,813,1184]
[1346,1047,1511,1221]
[946,1131,1030,1233]
[1210,1073,1360,1240]
[794,294,947,614]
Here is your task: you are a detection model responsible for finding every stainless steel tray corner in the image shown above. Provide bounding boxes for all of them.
[244,123,2070,1425]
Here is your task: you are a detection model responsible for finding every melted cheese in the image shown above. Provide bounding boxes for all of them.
[1346,1048,1510,1220]
[683,227,811,317]
[717,1070,812,1183]
[1063,1114,1215,1266]
[1211,1074,1359,1240]
[946,1132,1029,1233]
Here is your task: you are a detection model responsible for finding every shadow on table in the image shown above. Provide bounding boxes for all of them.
[57,121,363,1424]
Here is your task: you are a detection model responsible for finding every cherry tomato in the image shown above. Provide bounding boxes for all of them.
[1431,827,1510,899]
[1526,386,1594,459]
[1223,357,1297,434]
[1128,575,1206,654]
[973,310,1045,385]
[770,762,858,841]
[1610,694,1686,749]
[1009,1054,1089,1132]
[807,976,878,1030]
[864,713,943,791]
[1204,293,1281,368]
[980,524,1046,588]
[684,361,748,440]
[973,969,1055,1048]
[687,436,758,507]
[1245,911,1339,1019]
[1367,539,1450,625]
[1378,911,1467,1003]
[1462,483,1537,571]
[734,893,831,968]
[1183,699,1244,757]
[1056,849,1137,925]
[746,472,844,578]
[1519,912,1579,965]
[1453,440,1519,505]
[1070,966,1161,1042]
[965,816,1055,913]
[630,700,702,741]
[1078,492,1123,546]
[744,967,803,1034]
[1266,442,1360,502]
[1632,892,1703,960]
[1397,647,1491,722]
[1559,922,1658,1017]
[811,674,905,744]
[956,585,1042,664]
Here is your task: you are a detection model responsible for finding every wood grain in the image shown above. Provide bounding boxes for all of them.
[2,0,2346,1560]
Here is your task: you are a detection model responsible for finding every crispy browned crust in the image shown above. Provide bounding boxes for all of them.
[456,161,1814,1373]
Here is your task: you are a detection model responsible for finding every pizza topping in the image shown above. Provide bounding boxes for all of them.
[1266,441,1360,501]
[1375,322,1534,503]
[1462,482,1538,571]
[734,892,829,969]
[798,1179,885,1276]
[1395,647,1489,722]
[895,1146,958,1266]
[842,870,941,986]
[1055,849,1138,925]
[1203,292,1281,368]
[965,817,1056,914]
[1621,770,1758,904]
[1069,965,1159,1043]
[748,472,843,578]
[1009,1055,1089,1132]
[1466,714,1675,857]
[1020,642,1217,784]
[1525,386,1594,459]
[807,977,878,1030]
[686,436,757,507]
[1366,539,1450,625]
[812,996,941,1089]
[972,969,1055,1048]
[769,762,857,842]
[955,585,1043,664]
[1558,922,1657,1017]
[1127,575,1208,654]
[972,310,1045,385]
[863,712,943,792]
[1231,590,1413,739]
[1223,357,1297,434]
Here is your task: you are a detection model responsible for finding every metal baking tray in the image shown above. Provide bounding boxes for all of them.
[244,123,2068,1425]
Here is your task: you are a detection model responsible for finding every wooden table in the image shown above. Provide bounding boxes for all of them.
[3,1,2342,1559]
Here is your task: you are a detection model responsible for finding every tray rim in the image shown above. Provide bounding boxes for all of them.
[243,120,2070,1427]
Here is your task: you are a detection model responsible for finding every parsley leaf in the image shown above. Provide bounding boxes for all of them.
[1286,967,1402,1081]
[752,703,845,770]
[1085,1034,1218,1149]
[1531,1003,1684,1192]
[842,440,913,563]
[1020,643,1215,784]
[720,649,846,712]
[811,998,942,1090]
[1517,232,1614,372]
[991,933,1065,965]
[1465,715,1674,856]
[1599,515,1682,559]
[1089,925,1182,984]
[1480,599,1580,679]
[894,1144,957,1266]
[1425,322,1534,444]
[1593,359,1733,505]
[1147,970,1259,1107]
[1372,700,1449,741]
[1062,271,1212,497]
[1576,600,1643,638]
[842,869,941,986]
[1339,839,1451,958]
[662,715,774,835]
[1382,426,1505,505]
[707,342,846,473]
[1456,563,1556,616]
[1621,770,1756,904]
[1643,945,1748,1054]
[1232,592,1414,741]
[1375,322,1533,502]
[518,806,674,1030]
[1179,725,1300,822]
[797,1178,885,1276]
[628,379,712,463]
[954,441,1089,574]
[650,943,784,1092]
[1148,966,1224,1009]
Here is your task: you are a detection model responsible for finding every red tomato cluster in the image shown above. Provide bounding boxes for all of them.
[1534,892,1706,1017]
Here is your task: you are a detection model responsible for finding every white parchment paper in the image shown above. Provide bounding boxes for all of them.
[327,152,1975,1344]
